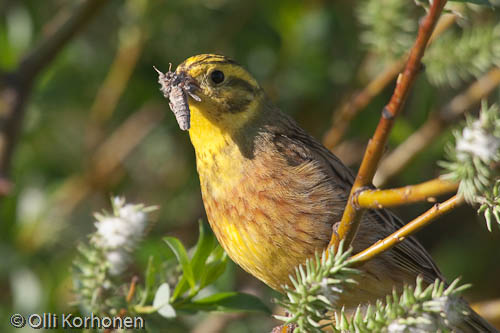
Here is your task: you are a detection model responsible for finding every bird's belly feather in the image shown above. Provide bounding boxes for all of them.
[197,149,334,290]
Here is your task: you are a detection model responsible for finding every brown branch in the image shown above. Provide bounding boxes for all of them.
[0,0,109,177]
[126,276,140,303]
[0,78,33,176]
[374,66,500,187]
[18,0,109,81]
[328,0,448,250]
[55,3,150,216]
[350,194,464,264]
[356,177,458,209]
[88,23,146,126]
[108,276,140,333]
[322,13,457,150]
[0,177,13,197]
[85,15,148,151]
[53,104,165,217]
[323,58,406,150]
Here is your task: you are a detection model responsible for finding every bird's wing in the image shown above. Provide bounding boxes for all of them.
[269,110,444,283]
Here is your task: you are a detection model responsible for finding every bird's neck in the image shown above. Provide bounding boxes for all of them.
[188,105,251,200]
[188,105,234,154]
[187,98,265,158]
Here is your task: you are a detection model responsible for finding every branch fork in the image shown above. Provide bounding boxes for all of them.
[328,0,450,260]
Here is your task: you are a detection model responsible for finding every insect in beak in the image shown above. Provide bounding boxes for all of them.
[154,64,201,131]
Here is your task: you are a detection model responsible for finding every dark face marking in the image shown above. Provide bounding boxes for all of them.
[225,77,258,95]
[224,95,254,114]
[215,76,259,114]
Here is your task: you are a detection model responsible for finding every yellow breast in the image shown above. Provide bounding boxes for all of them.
[188,104,330,290]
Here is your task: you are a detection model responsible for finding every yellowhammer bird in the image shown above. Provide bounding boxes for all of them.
[156,54,496,332]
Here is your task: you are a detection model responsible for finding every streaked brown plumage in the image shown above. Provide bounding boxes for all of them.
[160,54,497,332]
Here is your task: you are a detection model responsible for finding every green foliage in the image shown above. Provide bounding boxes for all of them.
[73,243,121,315]
[449,0,493,6]
[276,243,473,333]
[74,200,269,326]
[358,0,499,88]
[176,292,271,314]
[151,220,269,317]
[141,220,269,319]
[333,277,471,333]
[357,0,417,60]
[424,23,500,87]
[164,236,197,294]
[167,220,229,303]
[440,102,500,230]
[73,197,156,315]
[478,180,500,232]
[276,242,359,333]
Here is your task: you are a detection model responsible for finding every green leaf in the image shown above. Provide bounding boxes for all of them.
[153,283,176,318]
[485,208,493,232]
[171,249,228,301]
[164,237,196,290]
[190,220,217,278]
[171,276,190,302]
[170,222,219,301]
[199,252,228,289]
[448,0,492,6]
[140,256,157,305]
[177,292,270,314]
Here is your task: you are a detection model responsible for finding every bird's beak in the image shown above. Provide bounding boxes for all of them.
[181,72,202,103]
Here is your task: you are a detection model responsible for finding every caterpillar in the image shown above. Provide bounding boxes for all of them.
[154,64,201,131]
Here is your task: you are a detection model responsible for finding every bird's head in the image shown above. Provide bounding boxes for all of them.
[172,54,265,133]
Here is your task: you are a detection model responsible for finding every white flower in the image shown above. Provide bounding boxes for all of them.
[387,320,408,333]
[92,196,156,275]
[95,217,131,248]
[388,316,437,333]
[456,120,500,163]
[105,250,129,276]
[318,278,342,305]
[425,295,467,328]
[118,205,147,235]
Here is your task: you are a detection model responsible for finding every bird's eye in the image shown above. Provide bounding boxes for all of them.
[210,70,225,84]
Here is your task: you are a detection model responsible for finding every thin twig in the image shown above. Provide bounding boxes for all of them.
[0,177,13,197]
[328,0,448,250]
[0,0,109,177]
[55,2,150,216]
[355,177,458,209]
[109,276,141,333]
[374,66,500,187]
[126,276,140,303]
[323,58,406,150]
[53,104,165,217]
[322,14,457,150]
[85,9,148,151]
[18,0,109,81]
[350,194,464,264]
[88,21,146,126]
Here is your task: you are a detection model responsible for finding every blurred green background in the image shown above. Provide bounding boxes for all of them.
[1,0,499,332]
